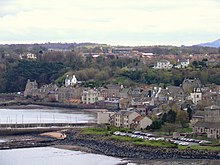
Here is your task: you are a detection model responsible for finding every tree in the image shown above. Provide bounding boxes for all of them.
[187,107,193,120]
[161,123,178,135]
[166,110,177,123]
[176,110,189,128]
[149,120,162,130]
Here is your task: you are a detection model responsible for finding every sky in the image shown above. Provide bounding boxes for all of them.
[0,0,220,46]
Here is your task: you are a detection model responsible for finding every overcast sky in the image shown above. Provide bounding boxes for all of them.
[0,0,220,46]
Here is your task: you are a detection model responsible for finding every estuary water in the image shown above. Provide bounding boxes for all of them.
[0,106,96,124]
[0,147,135,165]
[0,147,219,165]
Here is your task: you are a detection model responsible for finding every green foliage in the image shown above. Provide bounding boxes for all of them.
[5,60,64,92]
[166,110,177,123]
[1,44,220,93]
[177,128,193,133]
[133,140,177,148]
[149,110,177,131]
[149,120,162,129]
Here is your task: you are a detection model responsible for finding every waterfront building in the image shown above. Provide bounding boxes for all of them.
[114,110,140,128]
[193,105,220,139]
[82,89,99,104]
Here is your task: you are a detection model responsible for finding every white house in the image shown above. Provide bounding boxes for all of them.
[65,75,77,87]
[153,60,173,69]
[189,88,202,105]
[175,59,190,68]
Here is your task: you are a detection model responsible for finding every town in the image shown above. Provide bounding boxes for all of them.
[0,43,220,160]
[0,43,216,141]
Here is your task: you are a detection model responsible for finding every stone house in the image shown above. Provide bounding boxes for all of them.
[97,87,108,99]
[106,84,122,98]
[58,87,82,103]
[24,79,39,98]
[189,88,202,105]
[82,89,99,104]
[114,110,140,128]
[119,98,129,109]
[190,110,205,127]
[166,86,186,102]
[131,116,152,130]
[97,111,116,124]
[182,78,202,94]
[193,105,220,139]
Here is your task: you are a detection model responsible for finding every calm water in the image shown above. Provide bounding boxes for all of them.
[0,106,96,124]
[0,147,135,165]
[0,147,218,165]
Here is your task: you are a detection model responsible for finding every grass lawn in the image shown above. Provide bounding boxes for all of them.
[81,126,130,135]
[133,140,177,148]
[177,128,193,133]
[111,135,177,148]
[81,127,110,135]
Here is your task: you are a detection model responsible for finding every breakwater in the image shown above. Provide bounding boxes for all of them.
[1,129,220,160]
[0,123,97,135]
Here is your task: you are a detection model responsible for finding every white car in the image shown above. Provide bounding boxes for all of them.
[113,131,121,135]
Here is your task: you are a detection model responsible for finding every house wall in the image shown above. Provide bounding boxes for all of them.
[127,112,140,128]
[115,114,122,127]
[205,109,220,122]
[140,117,152,129]
[97,112,115,124]
[82,90,98,104]
[193,126,220,139]
[190,92,202,105]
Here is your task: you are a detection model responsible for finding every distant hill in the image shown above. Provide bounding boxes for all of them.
[197,38,220,48]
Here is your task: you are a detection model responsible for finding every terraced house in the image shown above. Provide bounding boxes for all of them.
[115,110,140,128]
[193,105,220,139]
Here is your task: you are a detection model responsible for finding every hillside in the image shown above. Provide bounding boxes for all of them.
[197,38,220,48]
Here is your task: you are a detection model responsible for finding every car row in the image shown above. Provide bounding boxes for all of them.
[113,131,165,141]
[173,136,211,144]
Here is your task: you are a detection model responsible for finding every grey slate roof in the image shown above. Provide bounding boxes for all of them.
[194,121,220,129]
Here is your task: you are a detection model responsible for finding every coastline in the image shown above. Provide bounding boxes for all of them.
[1,104,220,163]
[0,100,115,110]
[0,103,108,114]
[1,128,220,165]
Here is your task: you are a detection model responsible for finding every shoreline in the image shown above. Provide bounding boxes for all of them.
[0,100,115,111]
[1,129,220,164]
[0,103,107,114]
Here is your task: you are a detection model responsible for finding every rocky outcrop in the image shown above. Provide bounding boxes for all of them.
[61,130,220,160]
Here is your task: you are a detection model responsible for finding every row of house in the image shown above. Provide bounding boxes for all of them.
[97,110,152,130]
[24,77,216,110]
[153,59,190,69]
[192,105,220,139]
[24,76,220,134]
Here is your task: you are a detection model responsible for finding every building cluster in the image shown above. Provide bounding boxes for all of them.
[153,59,190,69]
[24,76,220,133]
[19,53,37,60]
